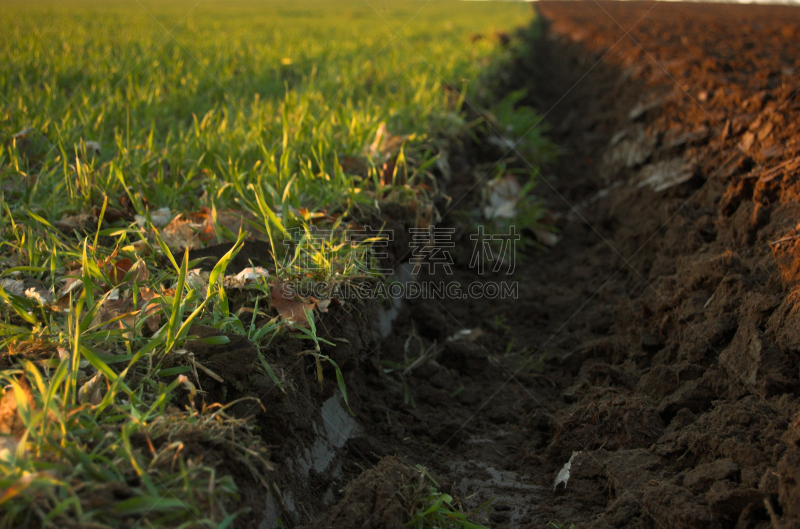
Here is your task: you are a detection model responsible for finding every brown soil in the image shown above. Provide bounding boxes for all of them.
[189,3,800,528]
[300,2,800,528]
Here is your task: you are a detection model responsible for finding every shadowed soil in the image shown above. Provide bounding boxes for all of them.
[188,3,800,528]
[305,2,800,528]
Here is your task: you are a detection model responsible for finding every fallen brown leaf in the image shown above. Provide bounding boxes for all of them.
[0,279,24,296]
[55,270,83,307]
[93,204,133,224]
[55,212,96,233]
[159,217,203,251]
[186,269,208,294]
[204,208,261,241]
[367,122,410,162]
[138,287,163,333]
[77,372,105,405]
[103,258,130,287]
[316,298,331,313]
[228,266,269,288]
[484,175,521,220]
[95,298,130,327]
[0,377,33,437]
[121,239,151,255]
[270,283,315,325]
[99,258,148,288]
[86,287,162,337]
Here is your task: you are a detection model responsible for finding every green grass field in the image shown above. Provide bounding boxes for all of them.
[2,0,533,222]
[0,1,545,526]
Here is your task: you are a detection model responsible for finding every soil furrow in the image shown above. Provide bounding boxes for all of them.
[304,3,800,528]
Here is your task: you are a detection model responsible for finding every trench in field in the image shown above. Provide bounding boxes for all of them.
[252,17,576,528]
[247,3,800,526]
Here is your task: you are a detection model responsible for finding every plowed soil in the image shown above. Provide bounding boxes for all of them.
[190,2,800,528]
[297,2,800,528]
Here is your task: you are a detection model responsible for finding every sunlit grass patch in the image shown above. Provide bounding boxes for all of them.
[0,361,271,528]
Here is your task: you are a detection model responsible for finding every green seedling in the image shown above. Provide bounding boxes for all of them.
[548,521,577,529]
[291,307,351,414]
[407,465,492,529]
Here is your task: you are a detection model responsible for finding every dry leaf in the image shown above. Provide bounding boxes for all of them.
[109,288,163,335]
[100,257,148,288]
[484,175,521,220]
[554,451,582,491]
[54,265,86,310]
[130,259,149,283]
[55,212,95,232]
[159,217,203,251]
[57,347,70,363]
[150,208,256,251]
[89,288,162,337]
[366,122,410,162]
[0,378,33,437]
[93,298,130,331]
[77,372,105,405]
[0,279,24,296]
[186,269,208,294]
[104,258,132,286]
[139,287,163,333]
[121,240,151,254]
[532,228,561,248]
[234,266,270,285]
[446,328,485,342]
[204,209,260,241]
[138,208,260,251]
[24,286,52,306]
[135,207,172,228]
[270,283,315,324]
[57,276,83,300]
